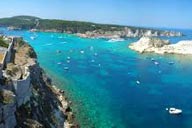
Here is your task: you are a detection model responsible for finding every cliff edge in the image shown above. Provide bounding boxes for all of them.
[0,37,77,128]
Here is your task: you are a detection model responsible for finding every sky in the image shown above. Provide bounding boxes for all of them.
[0,0,191,29]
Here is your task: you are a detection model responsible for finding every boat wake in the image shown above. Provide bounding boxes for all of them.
[60,42,67,44]
[43,43,53,46]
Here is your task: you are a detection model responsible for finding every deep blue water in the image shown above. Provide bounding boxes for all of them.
[1,27,192,128]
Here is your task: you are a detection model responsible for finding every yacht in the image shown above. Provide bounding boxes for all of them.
[108,38,125,42]
[166,108,182,115]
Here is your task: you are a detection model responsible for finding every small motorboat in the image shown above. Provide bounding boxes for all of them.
[64,67,69,70]
[58,36,63,39]
[67,56,71,60]
[108,38,125,42]
[30,36,36,40]
[80,50,85,54]
[166,108,182,115]
[151,58,155,61]
[90,46,94,51]
[136,80,140,85]
[168,62,175,65]
[154,61,159,65]
[91,59,95,63]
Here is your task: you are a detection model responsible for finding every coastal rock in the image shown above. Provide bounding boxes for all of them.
[129,37,170,53]
[77,28,182,39]
[129,37,192,55]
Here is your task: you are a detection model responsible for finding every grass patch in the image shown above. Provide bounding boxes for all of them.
[0,89,15,104]
[0,37,9,48]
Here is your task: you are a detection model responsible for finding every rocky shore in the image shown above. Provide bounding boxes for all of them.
[129,37,192,55]
[76,27,182,39]
[0,37,78,128]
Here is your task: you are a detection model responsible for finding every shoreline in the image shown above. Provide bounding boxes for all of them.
[30,43,79,127]
[50,84,78,128]
[5,27,183,40]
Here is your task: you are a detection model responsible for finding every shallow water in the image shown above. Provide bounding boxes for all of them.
[1,28,192,128]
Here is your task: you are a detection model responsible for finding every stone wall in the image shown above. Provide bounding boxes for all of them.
[0,37,14,78]
[5,37,14,65]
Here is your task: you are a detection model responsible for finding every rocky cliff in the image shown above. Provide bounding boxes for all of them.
[0,37,77,128]
[129,37,192,55]
[77,27,182,39]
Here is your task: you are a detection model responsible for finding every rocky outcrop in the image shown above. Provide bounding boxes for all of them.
[0,37,77,128]
[129,37,192,55]
[77,27,182,39]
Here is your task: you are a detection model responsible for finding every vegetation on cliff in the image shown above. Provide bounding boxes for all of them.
[0,37,9,48]
[0,16,39,29]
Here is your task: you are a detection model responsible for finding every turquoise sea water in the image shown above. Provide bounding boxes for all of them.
[1,28,192,128]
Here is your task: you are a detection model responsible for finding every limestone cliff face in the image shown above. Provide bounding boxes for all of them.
[77,27,182,39]
[129,37,192,55]
[0,37,76,128]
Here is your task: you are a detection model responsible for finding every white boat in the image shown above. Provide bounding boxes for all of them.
[80,50,85,54]
[90,46,94,51]
[91,59,95,63]
[64,67,69,70]
[136,80,140,85]
[60,42,67,44]
[108,38,125,42]
[30,36,36,40]
[58,36,63,39]
[151,58,155,61]
[168,62,174,65]
[154,61,159,65]
[94,53,98,56]
[167,108,182,115]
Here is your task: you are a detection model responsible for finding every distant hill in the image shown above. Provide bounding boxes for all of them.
[0,16,182,38]
[0,16,40,29]
[0,15,148,32]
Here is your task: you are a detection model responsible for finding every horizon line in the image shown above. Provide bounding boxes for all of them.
[0,15,191,30]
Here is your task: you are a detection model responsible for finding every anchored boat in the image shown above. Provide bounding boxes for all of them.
[166,108,182,115]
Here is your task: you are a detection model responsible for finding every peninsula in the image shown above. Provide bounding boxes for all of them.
[0,36,77,128]
[0,16,182,39]
[129,37,192,55]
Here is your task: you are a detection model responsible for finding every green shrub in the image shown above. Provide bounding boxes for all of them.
[0,37,9,48]
[0,89,15,104]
